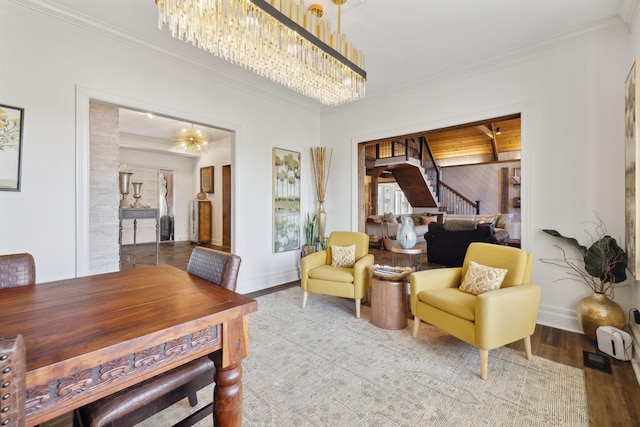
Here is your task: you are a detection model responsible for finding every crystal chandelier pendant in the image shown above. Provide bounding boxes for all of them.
[155,0,366,106]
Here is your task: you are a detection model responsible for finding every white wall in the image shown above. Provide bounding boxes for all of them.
[321,21,633,333]
[0,2,320,292]
[119,148,198,242]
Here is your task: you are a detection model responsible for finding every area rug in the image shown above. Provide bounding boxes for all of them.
[139,287,589,426]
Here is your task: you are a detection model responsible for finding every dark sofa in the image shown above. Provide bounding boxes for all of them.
[425,222,509,266]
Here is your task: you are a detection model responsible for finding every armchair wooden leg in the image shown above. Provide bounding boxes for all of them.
[524,335,532,360]
[355,299,361,318]
[412,316,420,338]
[302,291,308,308]
[479,349,488,380]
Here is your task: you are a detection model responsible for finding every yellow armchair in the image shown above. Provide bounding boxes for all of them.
[410,242,541,379]
[301,231,374,318]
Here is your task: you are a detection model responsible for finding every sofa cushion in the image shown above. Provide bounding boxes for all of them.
[420,215,439,225]
[331,245,356,268]
[459,261,507,295]
[308,265,354,282]
[496,213,514,228]
[476,215,499,226]
[444,220,479,231]
[418,288,476,321]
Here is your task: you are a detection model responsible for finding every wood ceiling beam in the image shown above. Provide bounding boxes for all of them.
[490,124,499,160]
[475,125,493,139]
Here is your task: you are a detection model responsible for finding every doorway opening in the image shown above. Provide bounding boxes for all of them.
[86,100,234,274]
[358,114,522,247]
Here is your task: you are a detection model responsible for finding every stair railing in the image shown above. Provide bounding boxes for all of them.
[439,182,480,214]
[367,136,441,201]
[419,136,439,200]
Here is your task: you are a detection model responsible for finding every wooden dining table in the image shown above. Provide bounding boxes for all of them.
[0,264,258,426]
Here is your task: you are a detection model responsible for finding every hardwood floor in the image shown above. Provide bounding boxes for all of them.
[115,242,640,425]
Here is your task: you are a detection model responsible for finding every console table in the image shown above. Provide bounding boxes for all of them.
[118,208,159,266]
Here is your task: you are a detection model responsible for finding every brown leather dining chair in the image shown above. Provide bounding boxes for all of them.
[0,335,26,427]
[0,253,36,288]
[74,247,242,427]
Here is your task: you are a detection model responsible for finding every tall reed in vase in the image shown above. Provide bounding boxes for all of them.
[311,147,333,240]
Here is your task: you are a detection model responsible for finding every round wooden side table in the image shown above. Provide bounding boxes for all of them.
[371,278,408,329]
[369,266,413,330]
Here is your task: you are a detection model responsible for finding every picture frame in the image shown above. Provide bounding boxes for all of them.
[625,59,640,278]
[273,147,301,253]
[200,166,214,193]
[0,103,24,191]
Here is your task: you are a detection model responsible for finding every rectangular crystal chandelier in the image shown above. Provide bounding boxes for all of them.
[155,0,366,106]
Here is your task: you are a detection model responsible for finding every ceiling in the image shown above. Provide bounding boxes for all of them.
[366,115,521,168]
[44,0,634,99]
[118,108,230,155]
[39,0,635,148]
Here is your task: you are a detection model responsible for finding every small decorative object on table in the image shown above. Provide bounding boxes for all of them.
[370,264,414,281]
[397,216,417,249]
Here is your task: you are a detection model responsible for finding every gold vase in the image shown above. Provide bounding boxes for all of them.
[577,293,625,342]
[317,201,326,240]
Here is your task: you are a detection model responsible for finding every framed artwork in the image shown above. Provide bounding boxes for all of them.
[0,104,24,191]
[200,166,214,193]
[625,59,640,278]
[273,147,301,253]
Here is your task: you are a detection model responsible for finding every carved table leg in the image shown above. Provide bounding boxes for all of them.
[213,362,243,426]
[212,315,249,426]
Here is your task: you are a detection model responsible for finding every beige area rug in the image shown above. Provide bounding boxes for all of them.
[140,287,589,427]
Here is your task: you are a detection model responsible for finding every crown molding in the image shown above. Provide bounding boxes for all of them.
[620,0,639,28]
[364,16,630,104]
[7,0,324,114]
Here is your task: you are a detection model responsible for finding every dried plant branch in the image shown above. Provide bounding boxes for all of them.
[311,147,333,202]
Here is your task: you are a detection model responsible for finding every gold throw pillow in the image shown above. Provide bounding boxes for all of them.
[331,245,356,268]
[459,261,507,295]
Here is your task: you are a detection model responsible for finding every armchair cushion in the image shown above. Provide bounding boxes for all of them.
[459,261,507,295]
[418,288,476,321]
[331,245,356,268]
[308,265,354,283]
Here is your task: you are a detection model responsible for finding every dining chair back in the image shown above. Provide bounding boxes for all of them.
[0,335,26,427]
[187,246,241,291]
[0,253,35,288]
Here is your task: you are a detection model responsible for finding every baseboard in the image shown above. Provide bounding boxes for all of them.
[537,303,582,334]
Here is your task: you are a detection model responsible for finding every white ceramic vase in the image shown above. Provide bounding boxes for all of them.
[397,216,417,248]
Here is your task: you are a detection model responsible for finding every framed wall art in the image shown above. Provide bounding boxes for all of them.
[0,103,24,191]
[625,59,640,278]
[200,166,214,193]
[273,147,300,253]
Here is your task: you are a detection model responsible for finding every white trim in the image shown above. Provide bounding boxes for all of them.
[75,84,242,276]
[536,303,583,334]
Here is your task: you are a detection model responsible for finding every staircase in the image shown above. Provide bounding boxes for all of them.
[384,160,438,208]
[368,137,479,214]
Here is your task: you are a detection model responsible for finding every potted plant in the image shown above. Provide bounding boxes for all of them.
[541,214,628,342]
[302,213,317,257]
